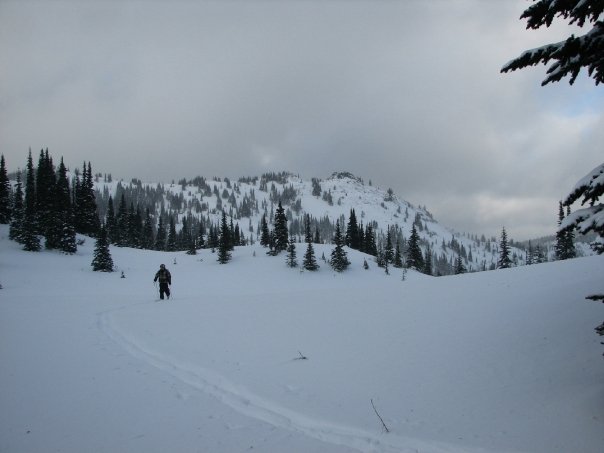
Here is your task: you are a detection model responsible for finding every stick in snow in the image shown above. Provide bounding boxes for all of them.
[371,398,390,433]
[293,351,308,360]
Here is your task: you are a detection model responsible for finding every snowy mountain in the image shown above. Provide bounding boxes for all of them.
[93,171,535,275]
[1,223,603,453]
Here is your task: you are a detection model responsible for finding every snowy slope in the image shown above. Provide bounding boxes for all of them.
[1,225,603,453]
[93,171,533,274]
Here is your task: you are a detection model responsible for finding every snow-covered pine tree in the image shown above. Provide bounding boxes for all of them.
[9,172,24,242]
[330,219,350,272]
[154,216,167,251]
[260,213,270,247]
[0,155,11,224]
[273,201,288,254]
[217,211,232,264]
[91,225,114,272]
[21,151,40,252]
[286,237,297,268]
[555,201,576,260]
[501,0,604,86]
[423,245,433,275]
[166,216,177,252]
[394,242,403,268]
[105,196,118,244]
[55,158,76,254]
[405,224,423,271]
[497,227,512,269]
[302,241,319,271]
[384,226,394,264]
[454,254,466,275]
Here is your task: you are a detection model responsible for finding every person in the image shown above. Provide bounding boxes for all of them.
[153,264,172,300]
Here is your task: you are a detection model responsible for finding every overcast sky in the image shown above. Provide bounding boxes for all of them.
[1,0,602,240]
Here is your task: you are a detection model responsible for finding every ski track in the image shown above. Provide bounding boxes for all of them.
[97,305,517,453]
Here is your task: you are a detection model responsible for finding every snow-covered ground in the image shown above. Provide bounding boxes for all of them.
[1,224,603,453]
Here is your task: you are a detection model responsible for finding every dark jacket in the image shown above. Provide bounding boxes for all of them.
[154,268,171,285]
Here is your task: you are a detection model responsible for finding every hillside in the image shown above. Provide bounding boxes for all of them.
[94,171,538,275]
[1,224,603,452]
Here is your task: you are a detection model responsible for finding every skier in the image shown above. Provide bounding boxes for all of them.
[153,264,172,300]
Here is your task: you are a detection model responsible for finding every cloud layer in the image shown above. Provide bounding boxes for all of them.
[1,0,602,239]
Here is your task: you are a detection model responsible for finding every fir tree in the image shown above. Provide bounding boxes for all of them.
[154,216,167,251]
[303,241,319,271]
[286,237,298,268]
[9,172,24,242]
[394,242,403,268]
[454,254,466,275]
[55,158,76,254]
[423,245,433,276]
[91,225,114,272]
[141,208,155,250]
[497,227,512,269]
[0,155,11,223]
[346,208,360,250]
[166,216,177,252]
[501,0,604,86]
[304,214,313,244]
[260,213,270,247]
[21,151,40,252]
[273,201,288,253]
[330,220,350,272]
[405,224,423,271]
[105,196,118,244]
[217,211,232,264]
[384,226,394,264]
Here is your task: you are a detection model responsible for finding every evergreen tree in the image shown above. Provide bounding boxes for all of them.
[217,211,232,264]
[406,224,423,271]
[346,209,360,249]
[384,226,394,264]
[141,208,155,250]
[55,158,76,254]
[260,213,270,247]
[91,225,114,272]
[166,216,177,251]
[273,201,288,253]
[454,254,466,275]
[0,155,11,223]
[154,216,167,251]
[9,172,24,242]
[21,151,40,252]
[35,149,55,238]
[330,220,350,272]
[105,196,118,244]
[115,194,129,246]
[286,237,298,268]
[302,241,319,271]
[364,224,378,256]
[394,242,403,268]
[304,213,313,244]
[501,0,604,86]
[497,227,512,269]
[423,245,433,275]
[526,240,534,265]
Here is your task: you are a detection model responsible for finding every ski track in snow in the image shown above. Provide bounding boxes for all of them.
[98,305,515,453]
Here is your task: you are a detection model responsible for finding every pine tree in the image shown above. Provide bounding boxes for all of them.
[260,213,270,247]
[21,151,40,252]
[217,211,232,264]
[141,208,155,250]
[55,158,76,254]
[497,227,512,269]
[454,254,466,275]
[501,0,604,86]
[423,245,433,276]
[346,209,360,250]
[0,155,11,223]
[166,216,177,251]
[286,237,298,268]
[115,194,128,246]
[394,242,403,268]
[406,224,423,271]
[273,201,288,253]
[303,241,319,271]
[304,214,313,244]
[105,196,118,244]
[154,216,166,251]
[384,226,394,264]
[555,201,577,260]
[330,220,350,272]
[9,172,24,242]
[91,225,114,272]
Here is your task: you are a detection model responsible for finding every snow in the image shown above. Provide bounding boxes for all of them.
[1,224,603,453]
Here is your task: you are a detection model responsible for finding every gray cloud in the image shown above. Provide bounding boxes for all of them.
[1,0,602,240]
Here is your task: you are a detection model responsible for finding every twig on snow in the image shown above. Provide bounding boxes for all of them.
[371,398,390,433]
